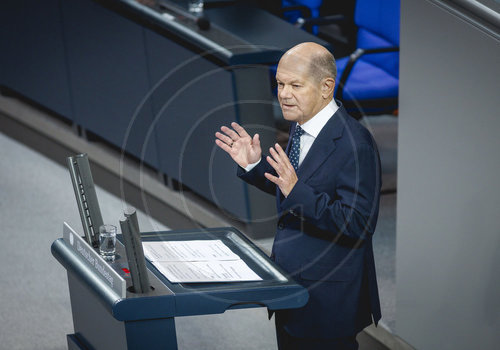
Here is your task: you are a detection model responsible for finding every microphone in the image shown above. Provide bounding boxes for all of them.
[196,16,211,30]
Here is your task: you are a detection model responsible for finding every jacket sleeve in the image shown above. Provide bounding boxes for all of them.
[237,156,277,196]
[280,143,381,241]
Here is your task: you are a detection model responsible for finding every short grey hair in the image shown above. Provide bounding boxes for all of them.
[309,50,337,82]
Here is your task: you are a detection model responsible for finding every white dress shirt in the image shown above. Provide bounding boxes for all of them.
[245,99,338,172]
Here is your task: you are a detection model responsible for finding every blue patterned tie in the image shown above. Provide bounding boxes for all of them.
[289,125,304,171]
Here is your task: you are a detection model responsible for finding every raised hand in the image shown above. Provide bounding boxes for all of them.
[215,122,262,168]
[265,143,298,197]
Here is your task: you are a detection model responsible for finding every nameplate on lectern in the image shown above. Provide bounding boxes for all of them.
[63,222,126,298]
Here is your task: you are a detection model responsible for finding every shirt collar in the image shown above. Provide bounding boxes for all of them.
[299,100,338,138]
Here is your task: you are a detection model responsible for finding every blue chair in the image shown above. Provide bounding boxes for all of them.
[281,0,323,34]
[334,0,400,117]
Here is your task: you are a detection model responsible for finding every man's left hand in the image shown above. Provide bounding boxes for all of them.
[265,143,298,197]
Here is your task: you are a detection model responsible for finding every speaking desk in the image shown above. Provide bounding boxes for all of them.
[52,223,308,349]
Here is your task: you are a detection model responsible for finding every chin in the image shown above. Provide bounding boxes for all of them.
[282,111,300,122]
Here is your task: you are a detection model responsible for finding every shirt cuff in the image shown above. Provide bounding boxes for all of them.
[244,158,261,172]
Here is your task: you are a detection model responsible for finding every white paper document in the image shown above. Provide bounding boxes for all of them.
[143,240,262,283]
[143,240,240,262]
[152,260,261,283]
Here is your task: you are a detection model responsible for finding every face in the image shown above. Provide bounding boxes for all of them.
[276,55,325,124]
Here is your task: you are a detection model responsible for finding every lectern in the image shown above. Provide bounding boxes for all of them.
[52,223,308,350]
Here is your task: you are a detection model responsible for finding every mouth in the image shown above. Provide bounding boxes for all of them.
[281,103,296,110]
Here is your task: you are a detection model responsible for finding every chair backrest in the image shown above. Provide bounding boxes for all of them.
[354,0,400,77]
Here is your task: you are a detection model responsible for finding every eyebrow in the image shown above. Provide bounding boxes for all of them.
[276,77,302,84]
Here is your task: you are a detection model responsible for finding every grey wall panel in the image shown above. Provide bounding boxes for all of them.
[397,0,500,349]
[61,0,159,168]
[0,0,73,119]
[144,29,250,220]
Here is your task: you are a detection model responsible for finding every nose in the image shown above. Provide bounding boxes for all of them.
[279,84,292,100]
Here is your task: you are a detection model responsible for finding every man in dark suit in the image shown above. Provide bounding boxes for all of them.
[215,42,381,350]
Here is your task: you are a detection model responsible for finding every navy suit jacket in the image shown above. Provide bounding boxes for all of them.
[238,103,382,338]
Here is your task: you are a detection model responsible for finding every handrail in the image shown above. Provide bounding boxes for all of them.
[453,0,499,27]
[428,0,499,40]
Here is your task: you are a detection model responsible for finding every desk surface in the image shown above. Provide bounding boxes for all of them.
[99,0,330,64]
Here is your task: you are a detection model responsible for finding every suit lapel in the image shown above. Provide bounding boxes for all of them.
[296,106,348,182]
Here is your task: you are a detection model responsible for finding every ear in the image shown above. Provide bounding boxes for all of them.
[321,78,335,99]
